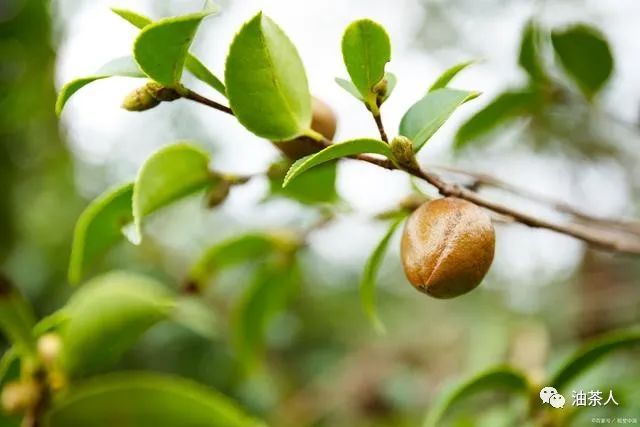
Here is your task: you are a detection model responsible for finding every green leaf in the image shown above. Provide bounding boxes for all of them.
[360,216,405,334]
[134,12,212,87]
[423,367,529,427]
[68,183,134,285]
[188,233,283,288]
[111,8,152,28]
[0,347,19,386]
[341,19,391,110]
[519,21,547,82]
[60,271,174,377]
[225,13,312,141]
[171,296,218,340]
[283,138,393,188]
[399,88,479,152]
[46,372,265,427]
[454,89,541,150]
[381,72,397,103]
[133,143,214,242]
[112,8,226,97]
[551,24,613,100]
[428,60,474,92]
[33,311,69,337]
[184,55,226,96]
[335,77,364,101]
[550,329,640,391]
[0,276,36,356]
[55,56,145,115]
[233,260,300,371]
[269,162,339,205]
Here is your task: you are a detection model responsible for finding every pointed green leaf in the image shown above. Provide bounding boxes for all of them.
[184,55,226,96]
[171,296,218,339]
[381,72,397,103]
[111,8,152,28]
[283,138,393,188]
[112,8,226,97]
[60,272,174,376]
[335,77,364,101]
[428,60,474,92]
[134,12,212,87]
[33,310,69,337]
[269,162,339,205]
[133,143,214,242]
[423,367,529,427]
[519,21,547,82]
[550,329,640,391]
[188,233,281,288]
[360,216,405,334]
[233,260,300,371]
[400,88,479,152]
[454,89,541,150]
[341,19,391,109]
[69,183,134,285]
[0,276,36,356]
[46,372,265,427]
[0,347,19,386]
[55,56,145,115]
[225,13,312,140]
[551,24,613,100]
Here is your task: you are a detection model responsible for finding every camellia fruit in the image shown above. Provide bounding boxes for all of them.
[401,198,495,298]
[277,97,337,160]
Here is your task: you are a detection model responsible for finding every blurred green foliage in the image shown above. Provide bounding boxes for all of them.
[0,1,639,426]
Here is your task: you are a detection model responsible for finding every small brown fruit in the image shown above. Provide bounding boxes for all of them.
[401,198,495,298]
[309,97,337,141]
[276,97,338,160]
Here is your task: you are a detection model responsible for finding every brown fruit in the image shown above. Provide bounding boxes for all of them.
[276,97,338,160]
[401,198,495,298]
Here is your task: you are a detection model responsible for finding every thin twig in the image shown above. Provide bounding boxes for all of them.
[430,164,640,236]
[373,113,389,143]
[182,89,640,255]
[183,89,234,115]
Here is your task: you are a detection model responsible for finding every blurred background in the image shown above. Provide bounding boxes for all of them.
[1,0,640,425]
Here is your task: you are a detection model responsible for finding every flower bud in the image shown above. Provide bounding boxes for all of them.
[122,82,181,112]
[122,85,160,112]
[37,333,62,367]
[205,180,231,208]
[401,198,495,298]
[390,136,418,170]
[373,78,389,102]
[145,82,181,102]
[1,380,39,415]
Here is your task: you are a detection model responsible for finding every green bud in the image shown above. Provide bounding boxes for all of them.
[1,380,39,415]
[122,82,182,112]
[390,136,419,170]
[145,82,181,102]
[373,78,388,99]
[122,86,160,112]
[205,180,231,208]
